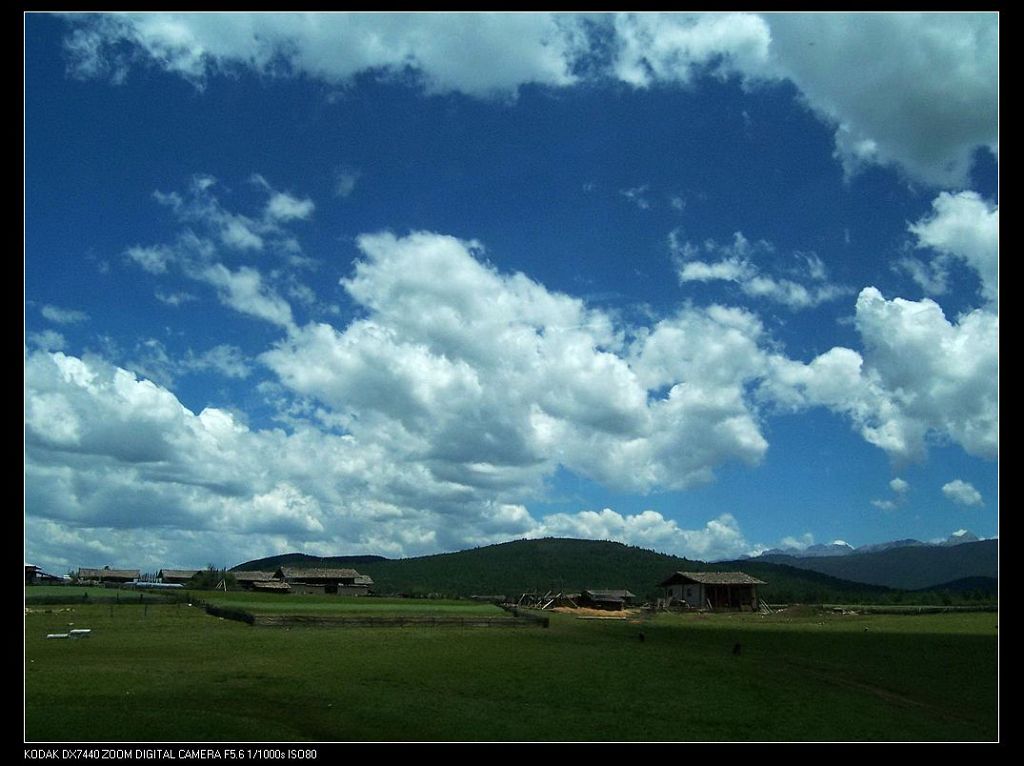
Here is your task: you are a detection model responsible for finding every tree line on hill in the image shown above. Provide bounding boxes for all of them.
[229,538,996,605]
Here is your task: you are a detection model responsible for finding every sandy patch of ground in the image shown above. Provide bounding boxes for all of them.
[25,607,75,615]
[549,606,644,619]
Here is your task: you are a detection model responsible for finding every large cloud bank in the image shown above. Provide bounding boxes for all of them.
[26,224,997,570]
[60,12,996,188]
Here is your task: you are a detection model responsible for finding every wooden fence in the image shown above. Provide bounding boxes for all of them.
[250,614,544,628]
[198,600,549,629]
[24,591,180,606]
[819,603,998,614]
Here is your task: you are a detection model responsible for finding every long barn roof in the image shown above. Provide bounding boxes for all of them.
[158,569,199,580]
[276,567,368,581]
[253,580,292,591]
[77,568,140,580]
[659,571,766,587]
[583,589,636,600]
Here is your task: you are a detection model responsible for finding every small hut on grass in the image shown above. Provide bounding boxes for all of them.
[77,567,140,586]
[252,580,292,594]
[659,571,765,611]
[232,571,278,591]
[25,564,64,584]
[273,567,374,595]
[577,589,637,611]
[158,569,200,585]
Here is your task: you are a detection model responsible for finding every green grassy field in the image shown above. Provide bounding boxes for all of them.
[24,600,998,742]
[196,592,506,616]
[24,585,182,606]
[27,586,115,598]
[25,585,176,602]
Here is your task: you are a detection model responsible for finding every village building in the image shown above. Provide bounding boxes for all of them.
[231,571,278,591]
[273,567,374,596]
[577,589,637,611]
[157,569,200,585]
[76,567,140,585]
[25,563,65,585]
[251,580,292,594]
[659,571,765,611]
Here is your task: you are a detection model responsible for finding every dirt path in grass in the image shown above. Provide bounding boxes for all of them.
[549,607,644,620]
[790,663,976,726]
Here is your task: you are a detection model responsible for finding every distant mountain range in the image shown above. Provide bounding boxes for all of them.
[753,530,983,559]
[232,536,996,600]
[745,538,997,591]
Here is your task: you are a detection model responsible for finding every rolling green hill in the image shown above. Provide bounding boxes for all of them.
[230,553,387,571]
[233,537,897,603]
[912,576,997,596]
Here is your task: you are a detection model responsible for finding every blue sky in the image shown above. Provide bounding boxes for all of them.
[24,13,998,574]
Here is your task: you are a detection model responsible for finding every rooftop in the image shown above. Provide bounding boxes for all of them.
[659,571,766,587]
[276,567,371,582]
[77,568,140,580]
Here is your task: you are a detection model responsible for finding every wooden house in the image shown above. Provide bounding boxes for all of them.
[77,567,140,585]
[157,569,200,585]
[252,580,292,594]
[232,571,278,591]
[658,571,765,611]
[273,567,374,596]
[26,564,64,585]
[577,589,637,611]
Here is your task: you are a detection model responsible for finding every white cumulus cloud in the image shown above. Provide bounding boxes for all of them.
[612,12,773,88]
[265,192,315,223]
[531,509,751,562]
[909,191,998,305]
[25,221,999,570]
[61,12,582,97]
[765,13,997,188]
[199,264,296,330]
[942,479,984,507]
[24,348,512,565]
[122,175,319,330]
[27,330,68,351]
[263,231,774,495]
[24,345,760,568]
[762,287,997,464]
[673,231,851,310]
[779,533,814,551]
[60,13,996,187]
[873,476,909,511]
[41,305,90,324]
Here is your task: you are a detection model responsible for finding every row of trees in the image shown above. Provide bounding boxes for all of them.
[186,566,237,590]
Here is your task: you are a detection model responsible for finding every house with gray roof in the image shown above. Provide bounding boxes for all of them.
[158,569,200,585]
[77,567,140,585]
[578,589,637,611]
[273,567,374,596]
[26,563,65,585]
[659,571,765,611]
[231,571,278,591]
